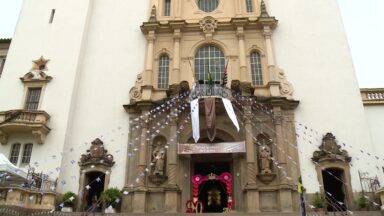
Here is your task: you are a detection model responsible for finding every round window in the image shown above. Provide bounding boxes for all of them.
[197,0,219,12]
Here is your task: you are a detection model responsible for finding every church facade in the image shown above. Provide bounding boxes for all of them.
[0,0,383,214]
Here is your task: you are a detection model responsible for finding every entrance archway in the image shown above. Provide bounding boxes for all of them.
[322,168,346,211]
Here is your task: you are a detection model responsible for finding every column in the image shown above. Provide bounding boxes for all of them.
[144,31,156,86]
[165,107,179,212]
[263,26,280,97]
[237,27,248,82]
[133,111,149,213]
[171,29,181,84]
[244,105,260,213]
[273,106,293,212]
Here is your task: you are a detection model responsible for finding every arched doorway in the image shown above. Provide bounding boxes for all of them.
[322,168,346,211]
[194,163,230,213]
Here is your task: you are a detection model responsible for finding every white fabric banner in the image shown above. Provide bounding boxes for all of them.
[222,98,240,132]
[191,99,200,143]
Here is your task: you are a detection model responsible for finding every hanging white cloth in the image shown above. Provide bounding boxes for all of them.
[222,98,240,132]
[191,99,200,143]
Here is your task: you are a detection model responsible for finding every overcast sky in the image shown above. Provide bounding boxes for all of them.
[0,0,383,88]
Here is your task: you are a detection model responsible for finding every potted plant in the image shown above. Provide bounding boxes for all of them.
[100,187,122,213]
[358,192,369,211]
[61,191,76,212]
[312,192,326,212]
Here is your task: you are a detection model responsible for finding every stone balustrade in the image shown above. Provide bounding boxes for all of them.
[361,88,384,105]
[0,187,56,210]
[0,110,51,144]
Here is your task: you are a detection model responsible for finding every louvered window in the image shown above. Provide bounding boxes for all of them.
[25,88,42,111]
[22,143,33,164]
[9,143,21,165]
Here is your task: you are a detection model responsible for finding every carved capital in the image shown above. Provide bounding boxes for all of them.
[236,26,245,38]
[173,29,182,40]
[262,26,272,38]
[147,31,156,42]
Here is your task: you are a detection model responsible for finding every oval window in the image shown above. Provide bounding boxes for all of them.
[197,0,219,12]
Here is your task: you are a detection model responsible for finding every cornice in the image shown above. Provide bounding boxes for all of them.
[140,16,278,34]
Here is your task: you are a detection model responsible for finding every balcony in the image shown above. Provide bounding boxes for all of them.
[0,110,51,144]
[361,88,384,105]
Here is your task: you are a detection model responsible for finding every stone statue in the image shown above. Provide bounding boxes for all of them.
[259,145,272,174]
[152,145,165,176]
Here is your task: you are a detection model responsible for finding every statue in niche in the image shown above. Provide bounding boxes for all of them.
[152,144,166,176]
[259,145,272,174]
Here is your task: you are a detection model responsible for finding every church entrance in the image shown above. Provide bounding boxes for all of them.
[322,168,346,211]
[84,172,105,212]
[192,161,232,213]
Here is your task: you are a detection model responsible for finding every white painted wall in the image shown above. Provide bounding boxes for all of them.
[0,0,148,195]
[269,0,381,193]
[57,0,148,193]
[0,0,93,182]
[364,105,384,182]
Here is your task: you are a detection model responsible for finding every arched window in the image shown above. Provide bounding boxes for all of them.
[9,143,21,165]
[158,55,170,88]
[250,52,263,85]
[195,45,225,83]
[245,0,253,12]
[164,0,171,16]
[197,0,219,12]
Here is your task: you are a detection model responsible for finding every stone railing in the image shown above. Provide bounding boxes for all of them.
[361,88,384,105]
[0,110,51,144]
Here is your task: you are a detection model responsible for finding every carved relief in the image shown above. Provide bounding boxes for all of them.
[276,68,294,100]
[129,73,144,101]
[20,56,52,83]
[312,133,351,163]
[78,138,115,167]
[199,16,218,34]
[200,16,218,42]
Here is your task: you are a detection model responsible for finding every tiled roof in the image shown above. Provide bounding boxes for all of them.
[0,38,11,43]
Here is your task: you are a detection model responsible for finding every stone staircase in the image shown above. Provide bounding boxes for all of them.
[0,206,383,216]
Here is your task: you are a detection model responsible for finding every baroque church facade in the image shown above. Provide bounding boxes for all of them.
[0,0,383,214]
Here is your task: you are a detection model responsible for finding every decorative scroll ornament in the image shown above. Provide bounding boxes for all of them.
[276,68,294,100]
[312,133,351,163]
[79,138,115,167]
[129,73,144,101]
[20,56,52,83]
